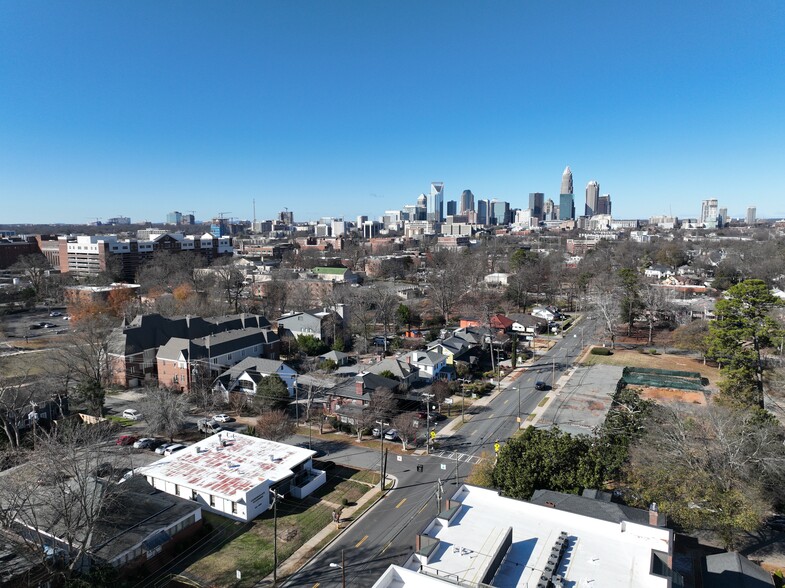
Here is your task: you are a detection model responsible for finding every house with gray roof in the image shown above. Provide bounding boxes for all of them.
[365,357,418,389]
[703,552,774,588]
[213,357,298,397]
[156,328,280,392]
[406,350,450,381]
[109,313,277,387]
[276,306,347,345]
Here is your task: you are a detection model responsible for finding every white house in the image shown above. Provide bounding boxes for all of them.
[483,272,511,286]
[139,433,325,523]
[406,350,449,381]
[531,305,559,322]
[213,357,298,396]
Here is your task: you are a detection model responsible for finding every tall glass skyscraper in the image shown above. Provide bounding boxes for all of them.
[528,192,544,220]
[460,189,475,214]
[561,166,573,196]
[585,181,600,216]
[428,182,444,222]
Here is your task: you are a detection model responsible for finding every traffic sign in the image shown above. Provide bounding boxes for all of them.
[440,463,446,470]
[430,430,436,439]
[494,442,501,453]
[396,455,402,462]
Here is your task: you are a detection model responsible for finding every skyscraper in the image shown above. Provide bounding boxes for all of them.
[700,199,719,225]
[597,194,612,215]
[460,190,475,214]
[746,207,757,225]
[559,194,575,220]
[561,166,573,196]
[543,198,556,220]
[528,193,544,220]
[585,181,600,216]
[490,199,510,225]
[428,182,444,222]
[477,199,489,225]
[446,200,457,216]
[416,194,428,221]
[166,211,182,225]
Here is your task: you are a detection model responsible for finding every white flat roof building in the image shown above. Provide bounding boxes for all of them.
[139,432,325,522]
[373,484,676,588]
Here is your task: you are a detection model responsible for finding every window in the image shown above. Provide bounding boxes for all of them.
[191,489,197,501]
[231,502,238,514]
[209,494,215,507]
[174,484,179,496]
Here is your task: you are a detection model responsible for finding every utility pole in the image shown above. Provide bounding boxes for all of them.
[271,489,283,584]
[436,478,444,514]
[422,392,434,454]
[376,419,389,489]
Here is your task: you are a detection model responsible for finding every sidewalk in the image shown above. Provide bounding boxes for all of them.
[254,476,395,586]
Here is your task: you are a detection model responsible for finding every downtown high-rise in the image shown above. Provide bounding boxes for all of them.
[585,181,600,216]
[428,182,444,222]
[559,166,575,220]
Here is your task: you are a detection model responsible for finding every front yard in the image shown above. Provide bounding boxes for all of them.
[182,465,380,587]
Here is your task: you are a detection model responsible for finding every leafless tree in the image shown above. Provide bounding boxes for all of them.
[255,410,297,442]
[208,260,247,313]
[591,281,621,349]
[10,253,52,305]
[0,423,131,578]
[640,283,675,345]
[0,369,35,449]
[427,250,467,322]
[392,412,419,450]
[140,387,189,442]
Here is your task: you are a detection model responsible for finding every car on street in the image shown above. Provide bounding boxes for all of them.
[133,437,156,449]
[155,443,175,455]
[164,444,186,456]
[122,408,142,420]
[534,381,549,391]
[116,435,138,446]
[213,414,234,423]
[49,311,62,317]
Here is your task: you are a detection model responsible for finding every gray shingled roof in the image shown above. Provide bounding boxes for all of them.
[529,489,665,527]
[704,552,774,588]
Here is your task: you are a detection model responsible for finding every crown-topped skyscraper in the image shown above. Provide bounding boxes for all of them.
[560,166,573,195]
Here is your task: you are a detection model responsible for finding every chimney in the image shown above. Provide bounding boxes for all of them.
[355,377,364,395]
[648,502,659,526]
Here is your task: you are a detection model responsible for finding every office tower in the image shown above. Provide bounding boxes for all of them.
[597,194,611,215]
[460,190,475,214]
[332,219,347,236]
[446,200,457,216]
[585,181,600,216]
[561,166,573,195]
[428,182,444,222]
[528,193,544,221]
[746,207,757,225]
[700,199,719,225]
[416,194,428,221]
[166,211,182,225]
[182,213,195,225]
[490,199,510,225]
[543,198,556,221]
[477,199,489,225]
[718,207,728,228]
[356,215,368,227]
[559,194,575,220]
[279,209,294,225]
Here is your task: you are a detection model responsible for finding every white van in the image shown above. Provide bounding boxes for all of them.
[122,409,141,421]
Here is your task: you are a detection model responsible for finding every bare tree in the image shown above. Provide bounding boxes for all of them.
[255,410,297,442]
[140,387,189,442]
[11,253,52,305]
[427,251,466,322]
[591,281,621,349]
[209,260,247,313]
[640,283,674,345]
[0,423,130,578]
[392,412,419,450]
[0,370,35,450]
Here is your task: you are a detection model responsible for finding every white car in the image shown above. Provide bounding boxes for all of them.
[133,437,155,449]
[164,444,186,456]
[384,429,399,441]
[122,409,142,421]
[213,414,234,423]
[49,311,62,317]
[155,443,175,455]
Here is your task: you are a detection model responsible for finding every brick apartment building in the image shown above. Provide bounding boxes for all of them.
[56,232,232,280]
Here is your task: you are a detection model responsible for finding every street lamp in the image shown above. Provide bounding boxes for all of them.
[329,549,346,588]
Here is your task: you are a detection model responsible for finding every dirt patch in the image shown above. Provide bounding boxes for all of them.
[639,387,707,405]
[582,349,719,391]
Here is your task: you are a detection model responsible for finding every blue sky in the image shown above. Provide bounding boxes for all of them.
[1,1,784,224]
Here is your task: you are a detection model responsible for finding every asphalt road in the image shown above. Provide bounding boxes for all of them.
[281,316,602,587]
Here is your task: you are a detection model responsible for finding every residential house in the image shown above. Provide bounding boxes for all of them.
[483,272,511,286]
[365,357,418,389]
[139,433,324,523]
[507,313,548,337]
[531,305,560,322]
[318,350,351,367]
[212,357,298,397]
[406,350,450,381]
[108,313,279,387]
[644,264,675,279]
[276,306,346,344]
[326,372,401,426]
[427,336,472,365]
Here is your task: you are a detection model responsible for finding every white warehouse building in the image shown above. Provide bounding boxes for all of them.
[139,433,326,522]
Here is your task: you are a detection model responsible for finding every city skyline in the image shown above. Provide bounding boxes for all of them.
[1,2,783,223]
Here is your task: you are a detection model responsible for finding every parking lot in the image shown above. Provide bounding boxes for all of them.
[0,306,72,342]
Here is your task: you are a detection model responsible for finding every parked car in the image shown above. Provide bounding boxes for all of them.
[534,381,549,391]
[147,439,166,452]
[49,311,62,317]
[133,437,156,449]
[164,444,186,456]
[116,435,138,446]
[213,414,234,423]
[384,429,399,441]
[155,442,175,455]
[372,427,382,437]
[122,408,142,420]
[198,418,224,434]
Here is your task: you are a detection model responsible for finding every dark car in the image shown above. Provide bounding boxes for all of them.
[535,381,549,391]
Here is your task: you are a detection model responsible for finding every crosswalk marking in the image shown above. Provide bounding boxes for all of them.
[430,450,484,464]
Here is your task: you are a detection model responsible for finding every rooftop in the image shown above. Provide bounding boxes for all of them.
[392,485,673,588]
[139,433,315,500]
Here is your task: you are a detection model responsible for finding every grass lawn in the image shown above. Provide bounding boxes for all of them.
[184,465,379,587]
[0,352,50,379]
[104,415,134,427]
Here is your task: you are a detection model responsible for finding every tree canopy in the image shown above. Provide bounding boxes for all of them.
[253,374,291,412]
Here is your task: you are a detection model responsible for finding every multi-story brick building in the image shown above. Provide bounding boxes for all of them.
[57,232,232,281]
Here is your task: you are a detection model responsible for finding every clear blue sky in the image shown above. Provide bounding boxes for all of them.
[1,1,784,224]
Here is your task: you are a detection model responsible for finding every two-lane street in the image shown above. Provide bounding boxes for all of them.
[281,316,600,587]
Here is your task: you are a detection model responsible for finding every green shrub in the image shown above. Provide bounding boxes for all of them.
[590,347,613,356]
